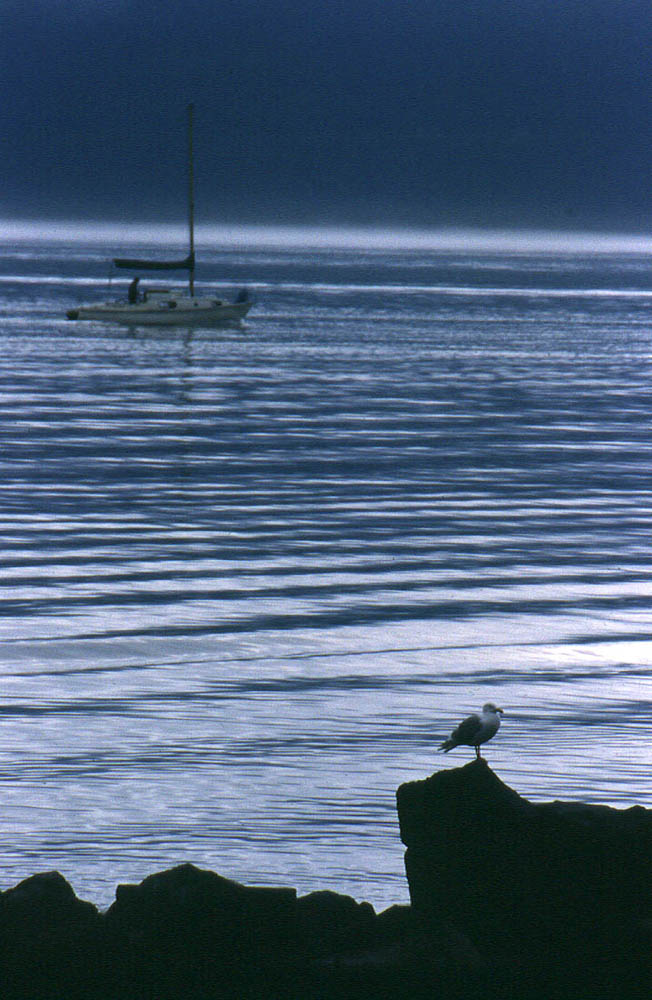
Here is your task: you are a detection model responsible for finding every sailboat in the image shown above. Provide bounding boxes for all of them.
[66,105,252,326]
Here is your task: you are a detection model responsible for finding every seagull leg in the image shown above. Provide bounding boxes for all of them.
[475,745,481,759]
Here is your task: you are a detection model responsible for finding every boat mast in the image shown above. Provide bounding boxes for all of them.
[187,102,195,296]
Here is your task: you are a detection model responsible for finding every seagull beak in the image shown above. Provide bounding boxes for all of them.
[497,708,504,715]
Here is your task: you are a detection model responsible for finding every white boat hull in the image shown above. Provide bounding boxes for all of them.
[67,293,252,326]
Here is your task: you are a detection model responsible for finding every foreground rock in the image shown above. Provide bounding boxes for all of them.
[0,870,102,998]
[0,865,428,999]
[397,759,652,998]
[104,864,297,997]
[1,763,650,997]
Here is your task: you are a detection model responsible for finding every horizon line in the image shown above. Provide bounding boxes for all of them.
[2,218,652,254]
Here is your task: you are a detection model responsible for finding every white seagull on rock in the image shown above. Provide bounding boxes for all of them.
[439,703,504,759]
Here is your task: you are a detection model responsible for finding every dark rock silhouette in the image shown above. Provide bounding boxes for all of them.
[104,863,298,997]
[1,763,650,998]
[397,758,652,997]
[295,889,376,956]
[0,870,101,998]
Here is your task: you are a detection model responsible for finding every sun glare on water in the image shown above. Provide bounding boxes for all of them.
[3,219,652,255]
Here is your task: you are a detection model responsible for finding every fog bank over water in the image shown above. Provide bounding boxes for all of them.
[4,220,652,255]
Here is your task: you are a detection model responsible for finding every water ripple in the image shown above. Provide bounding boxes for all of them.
[1,238,652,908]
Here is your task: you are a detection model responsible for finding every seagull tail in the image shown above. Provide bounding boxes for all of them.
[439,738,455,752]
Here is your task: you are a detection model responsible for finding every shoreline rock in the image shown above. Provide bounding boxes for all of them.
[0,762,649,998]
[397,759,652,998]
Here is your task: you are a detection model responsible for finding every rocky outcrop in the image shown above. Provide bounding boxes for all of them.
[397,758,652,998]
[1,762,650,998]
[0,870,102,999]
[104,864,298,997]
[0,865,424,1000]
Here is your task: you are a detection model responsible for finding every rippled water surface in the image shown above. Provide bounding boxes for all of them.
[1,225,652,910]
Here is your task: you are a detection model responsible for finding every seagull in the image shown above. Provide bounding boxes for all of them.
[439,703,504,759]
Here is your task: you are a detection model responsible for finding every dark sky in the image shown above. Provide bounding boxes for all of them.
[3,0,652,231]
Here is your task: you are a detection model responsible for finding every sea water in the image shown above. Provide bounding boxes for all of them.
[1,222,651,911]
